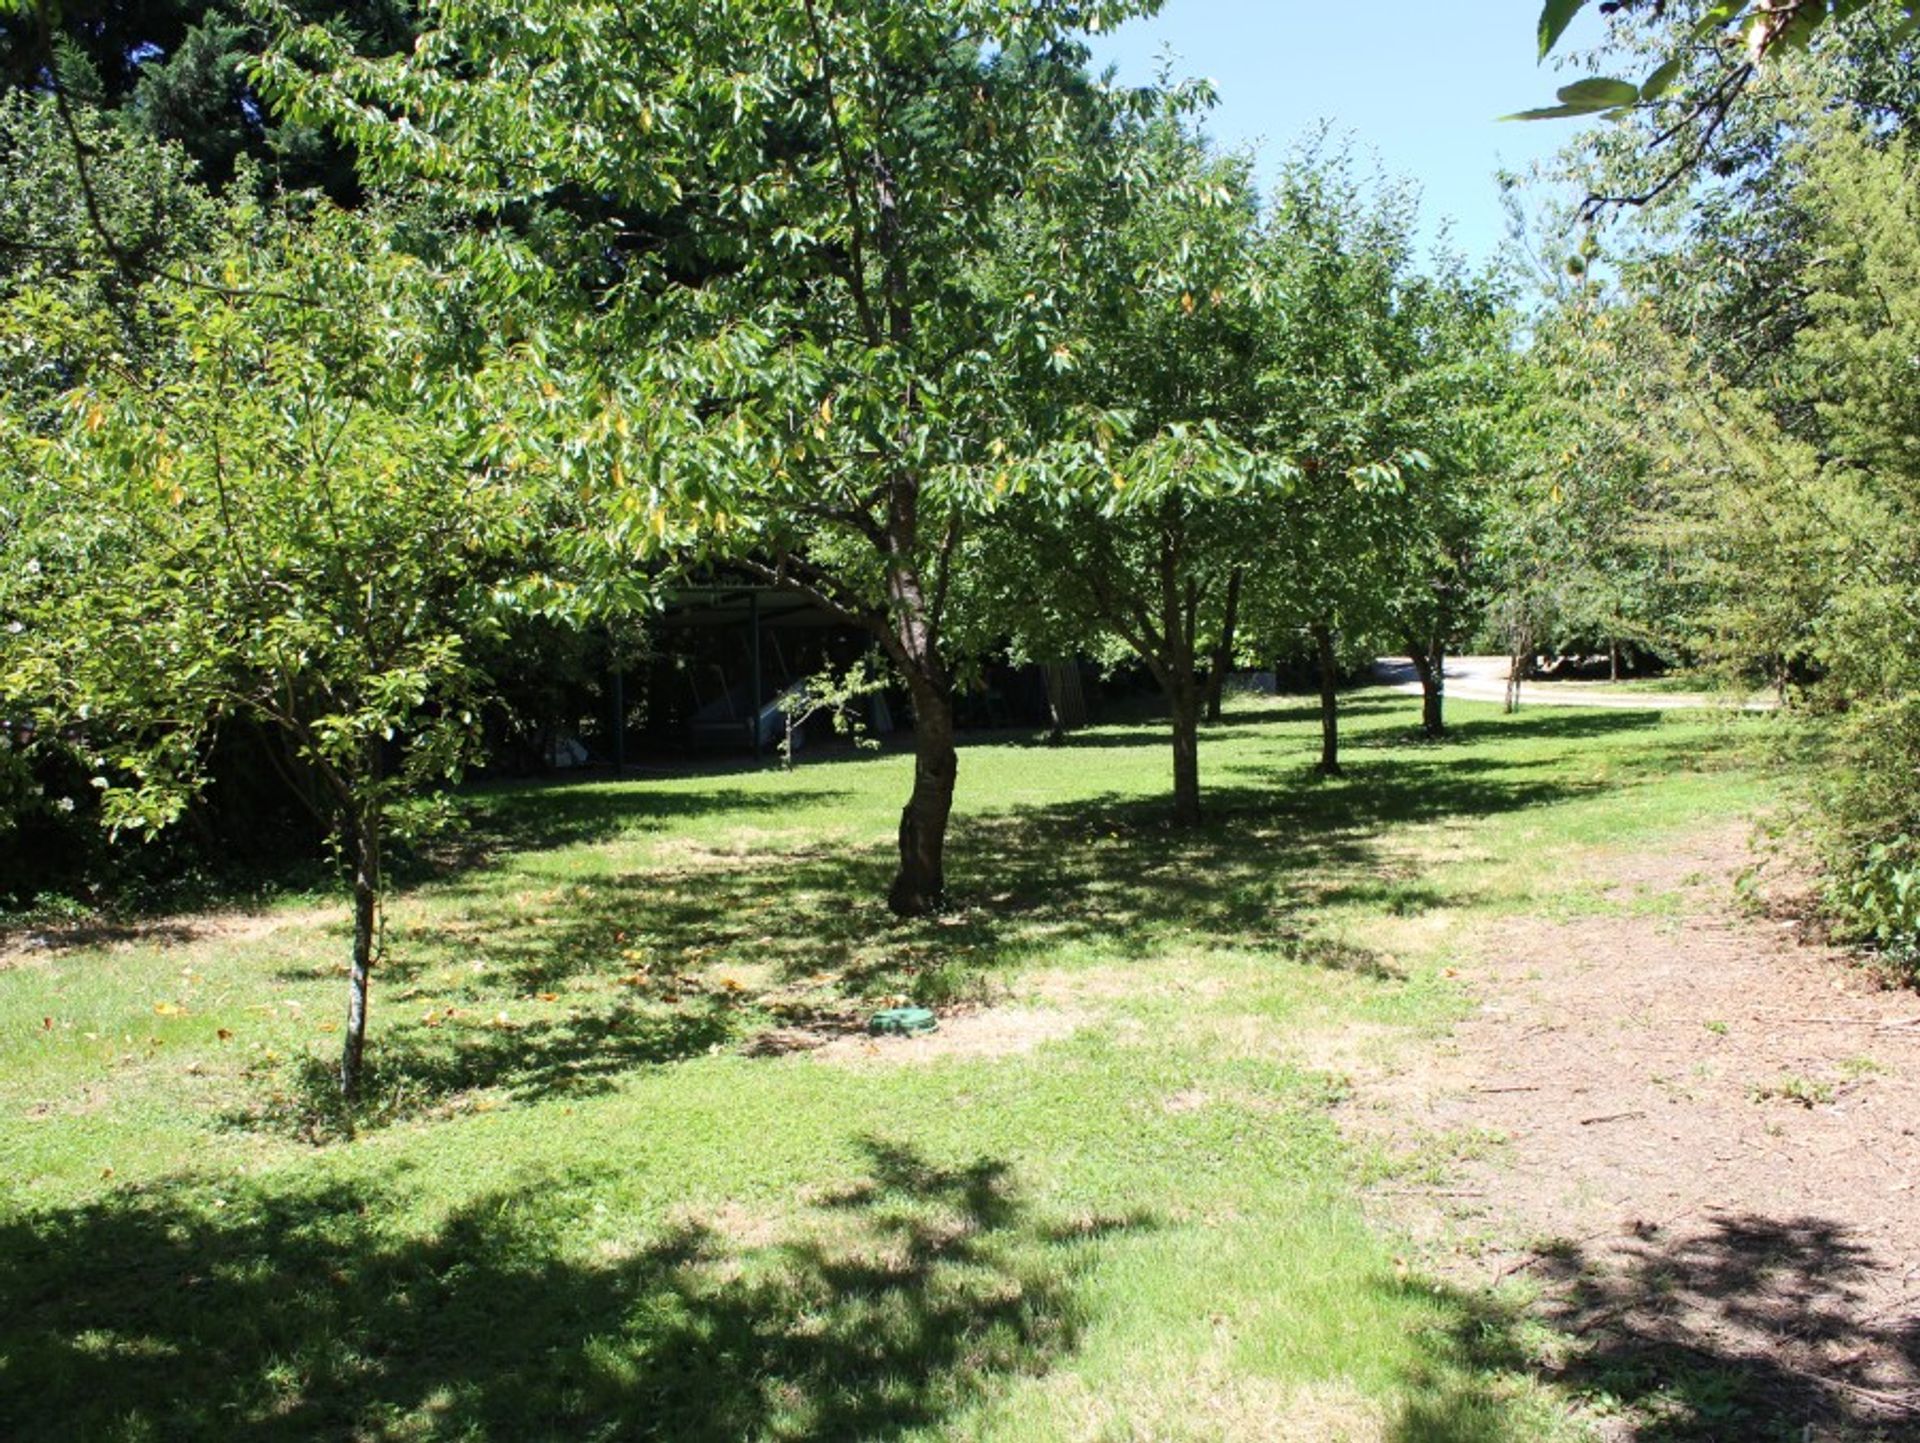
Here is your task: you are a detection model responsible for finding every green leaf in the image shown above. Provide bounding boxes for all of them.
[1639,58,1683,102]
[1690,3,1747,39]
[1538,0,1590,58]
[1501,104,1595,122]
[1556,77,1642,109]
[1528,0,1589,58]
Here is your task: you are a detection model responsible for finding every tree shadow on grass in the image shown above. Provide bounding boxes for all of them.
[1028,695,1409,750]
[418,780,853,879]
[294,748,1596,1119]
[259,700,1717,1123]
[1390,1213,1920,1442]
[0,1138,1140,1443]
[1349,707,1670,752]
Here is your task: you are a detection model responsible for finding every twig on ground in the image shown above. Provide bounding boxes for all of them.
[1773,1363,1920,1417]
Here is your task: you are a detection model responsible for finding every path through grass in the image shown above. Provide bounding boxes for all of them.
[0,689,1771,1441]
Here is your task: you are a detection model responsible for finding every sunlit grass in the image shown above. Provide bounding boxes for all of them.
[0,687,1772,1441]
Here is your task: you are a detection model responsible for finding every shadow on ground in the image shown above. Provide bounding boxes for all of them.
[1401,1212,1920,1442]
[0,1138,1143,1443]
[256,704,1740,1121]
[428,781,855,874]
[1025,695,1407,749]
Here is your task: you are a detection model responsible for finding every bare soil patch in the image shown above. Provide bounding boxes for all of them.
[1340,824,1920,1438]
[809,1005,1084,1067]
[0,905,337,970]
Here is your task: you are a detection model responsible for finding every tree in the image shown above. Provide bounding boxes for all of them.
[0,201,548,1097]
[262,0,1164,915]
[984,108,1283,825]
[1482,289,1707,690]
[1692,120,1920,962]
[2,0,413,197]
[1366,267,1513,738]
[1513,109,1920,963]
[1240,145,1427,772]
[1531,3,1920,401]
[0,86,220,385]
[1518,0,1918,215]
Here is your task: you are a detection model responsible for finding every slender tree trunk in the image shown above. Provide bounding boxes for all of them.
[1609,639,1621,682]
[889,670,956,915]
[340,812,379,1100]
[1407,633,1445,738]
[1203,567,1242,724]
[1154,511,1203,826]
[1313,620,1341,776]
[1169,669,1202,826]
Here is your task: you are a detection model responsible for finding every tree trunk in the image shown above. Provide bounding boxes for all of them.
[888,670,957,916]
[1407,635,1445,738]
[1203,567,1242,724]
[340,814,379,1100]
[1313,621,1341,776]
[1149,514,1205,826]
[1609,639,1621,682]
[1168,671,1202,826]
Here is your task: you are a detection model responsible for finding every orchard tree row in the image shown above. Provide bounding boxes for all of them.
[2,0,1520,1095]
[5,0,1917,1097]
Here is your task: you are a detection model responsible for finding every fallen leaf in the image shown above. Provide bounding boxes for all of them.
[153,1001,185,1016]
[216,1028,233,1042]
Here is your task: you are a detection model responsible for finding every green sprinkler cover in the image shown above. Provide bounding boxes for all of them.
[869,1006,938,1036]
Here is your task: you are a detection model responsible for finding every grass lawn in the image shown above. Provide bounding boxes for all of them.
[0,689,1772,1441]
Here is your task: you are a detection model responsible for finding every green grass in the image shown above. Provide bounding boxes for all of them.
[0,689,1773,1441]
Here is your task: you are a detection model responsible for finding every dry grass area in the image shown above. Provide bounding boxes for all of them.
[0,902,338,970]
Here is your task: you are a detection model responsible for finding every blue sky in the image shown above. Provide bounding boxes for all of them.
[1088,0,1607,263]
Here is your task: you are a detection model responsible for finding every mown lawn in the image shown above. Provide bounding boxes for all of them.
[0,689,1771,1441]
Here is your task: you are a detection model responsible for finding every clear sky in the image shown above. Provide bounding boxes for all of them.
[1088,0,1608,264]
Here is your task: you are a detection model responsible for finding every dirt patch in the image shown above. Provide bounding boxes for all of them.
[809,1005,1084,1067]
[0,905,337,969]
[1342,823,1920,1436]
[669,1198,788,1250]
[642,829,829,873]
[1028,963,1236,1006]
